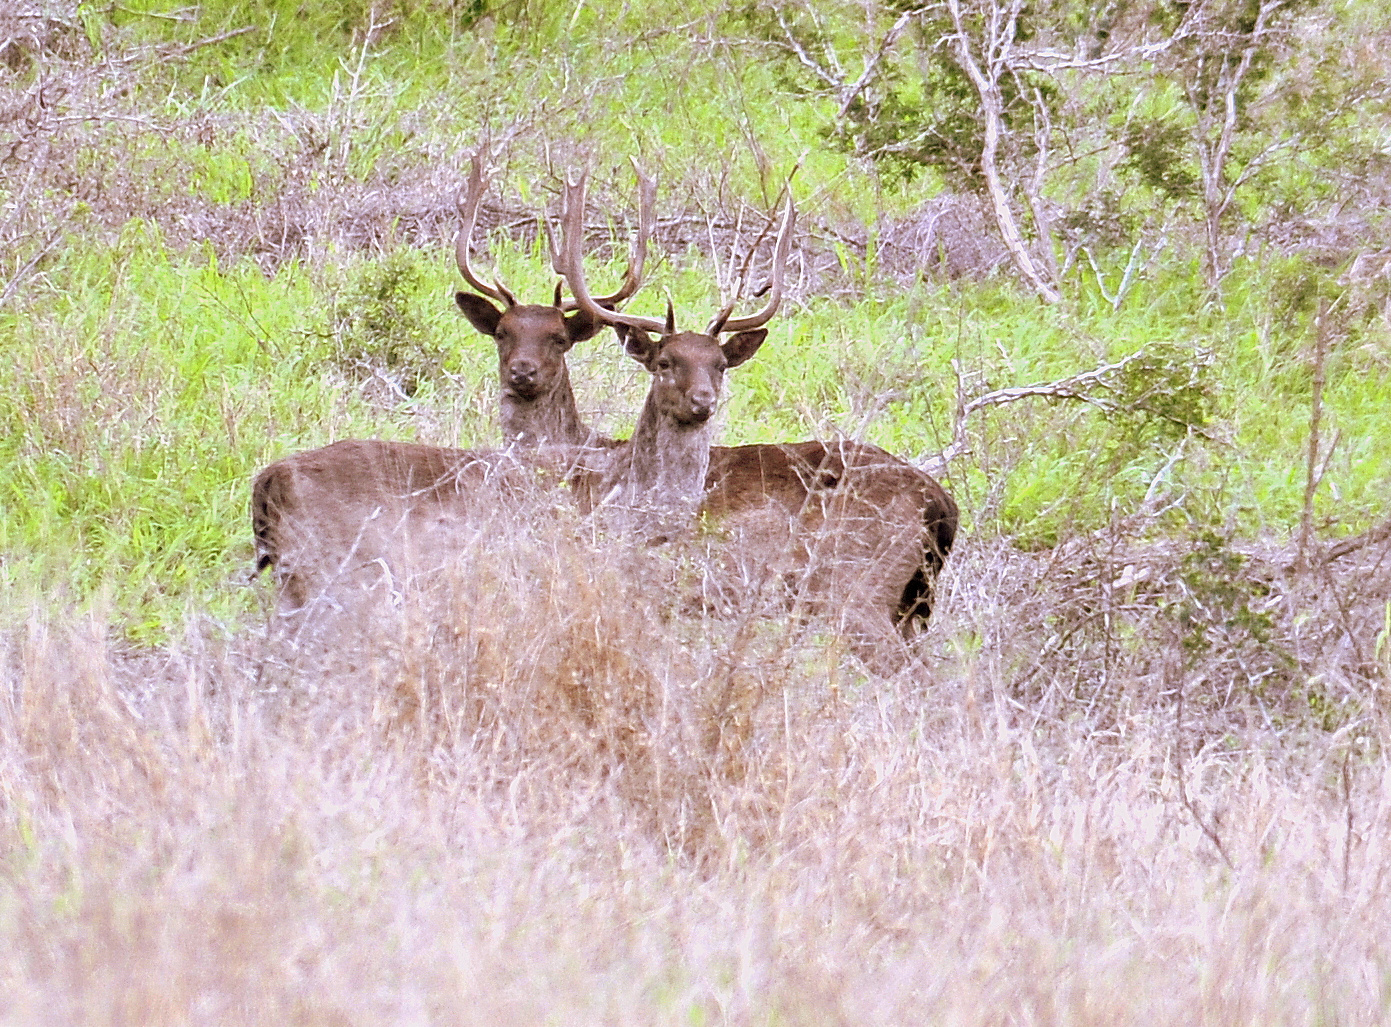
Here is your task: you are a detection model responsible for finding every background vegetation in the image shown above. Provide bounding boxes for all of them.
[2,0,1390,1021]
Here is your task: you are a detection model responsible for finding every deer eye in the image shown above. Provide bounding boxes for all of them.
[656,357,672,372]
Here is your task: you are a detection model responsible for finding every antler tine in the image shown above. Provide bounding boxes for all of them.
[588,158,655,306]
[454,153,511,305]
[707,192,797,335]
[551,158,655,312]
[559,171,670,337]
[705,299,738,338]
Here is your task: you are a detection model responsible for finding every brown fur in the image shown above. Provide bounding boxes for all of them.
[702,441,957,671]
[704,441,957,630]
[251,439,529,611]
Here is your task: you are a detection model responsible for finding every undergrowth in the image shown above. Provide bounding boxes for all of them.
[2,1,1391,1019]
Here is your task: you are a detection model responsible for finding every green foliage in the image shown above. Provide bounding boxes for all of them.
[1166,529,1274,660]
[735,0,1060,191]
[324,249,451,397]
[1108,341,1216,446]
[0,231,472,636]
[1121,114,1199,201]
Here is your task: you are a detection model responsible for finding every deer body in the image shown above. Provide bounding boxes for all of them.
[699,441,956,671]
[251,439,529,610]
[251,157,648,614]
[556,173,956,670]
[704,441,956,631]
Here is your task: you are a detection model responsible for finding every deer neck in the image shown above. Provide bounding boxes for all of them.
[500,366,592,450]
[600,395,714,535]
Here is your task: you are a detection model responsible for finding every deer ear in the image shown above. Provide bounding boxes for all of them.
[721,329,767,369]
[564,308,607,344]
[620,326,658,367]
[456,292,503,336]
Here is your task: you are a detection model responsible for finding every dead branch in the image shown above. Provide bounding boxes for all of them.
[157,25,257,60]
[1081,230,1169,312]
[918,348,1157,477]
[1322,519,1391,565]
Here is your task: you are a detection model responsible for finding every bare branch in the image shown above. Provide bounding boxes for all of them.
[919,348,1171,475]
[0,211,72,310]
[837,9,916,120]
[1082,231,1169,312]
[944,0,1060,303]
[771,7,842,91]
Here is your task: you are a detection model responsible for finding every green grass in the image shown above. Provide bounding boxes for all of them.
[7,223,1387,635]
[2,0,1389,637]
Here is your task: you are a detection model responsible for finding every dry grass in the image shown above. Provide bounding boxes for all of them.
[4,509,1390,1025]
[5,9,1391,1022]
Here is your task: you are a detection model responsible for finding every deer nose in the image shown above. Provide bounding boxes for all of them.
[509,359,539,383]
[688,389,717,420]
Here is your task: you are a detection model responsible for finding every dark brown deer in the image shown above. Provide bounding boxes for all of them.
[558,174,956,672]
[250,158,653,612]
[250,439,525,611]
[553,171,794,540]
[452,154,653,454]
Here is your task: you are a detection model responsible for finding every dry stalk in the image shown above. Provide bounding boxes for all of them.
[1342,752,1354,892]
[1299,300,1330,565]
[1173,667,1233,868]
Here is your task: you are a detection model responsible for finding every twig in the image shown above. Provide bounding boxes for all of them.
[918,348,1155,476]
[1324,518,1391,564]
[157,25,257,59]
[113,5,198,22]
[1341,751,1354,892]
[0,214,72,310]
[1299,300,1330,565]
[1174,672,1233,867]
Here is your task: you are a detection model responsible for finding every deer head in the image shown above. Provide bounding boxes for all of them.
[453,154,655,443]
[613,304,768,427]
[555,168,795,530]
[555,168,794,431]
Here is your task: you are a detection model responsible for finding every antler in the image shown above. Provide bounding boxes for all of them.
[705,192,796,336]
[560,171,796,338]
[548,158,655,310]
[558,171,671,336]
[454,153,516,306]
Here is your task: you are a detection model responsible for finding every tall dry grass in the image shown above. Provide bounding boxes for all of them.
[3,501,1390,1025]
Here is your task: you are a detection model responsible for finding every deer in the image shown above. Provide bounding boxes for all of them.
[250,157,654,613]
[553,171,794,541]
[556,172,957,673]
[452,153,654,457]
[453,161,950,638]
